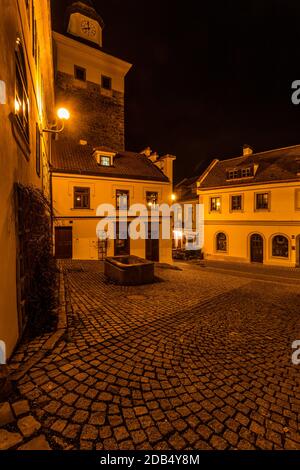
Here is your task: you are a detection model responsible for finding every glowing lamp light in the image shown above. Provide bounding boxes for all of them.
[57,107,70,121]
[171,194,177,202]
[15,99,20,113]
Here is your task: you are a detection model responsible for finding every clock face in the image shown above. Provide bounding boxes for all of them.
[81,19,97,38]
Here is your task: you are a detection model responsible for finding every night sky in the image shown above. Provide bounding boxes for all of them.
[52,0,300,182]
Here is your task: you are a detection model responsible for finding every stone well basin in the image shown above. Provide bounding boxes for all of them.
[104,256,155,285]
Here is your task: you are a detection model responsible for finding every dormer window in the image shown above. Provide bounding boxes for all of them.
[241,168,252,178]
[93,149,116,166]
[227,167,253,180]
[100,155,111,166]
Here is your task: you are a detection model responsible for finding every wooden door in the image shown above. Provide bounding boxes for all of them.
[146,223,160,262]
[250,234,264,263]
[115,223,130,256]
[55,227,73,259]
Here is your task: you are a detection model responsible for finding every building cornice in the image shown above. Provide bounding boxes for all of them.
[53,31,132,74]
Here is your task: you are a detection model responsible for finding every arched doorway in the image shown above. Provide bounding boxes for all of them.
[250,234,264,263]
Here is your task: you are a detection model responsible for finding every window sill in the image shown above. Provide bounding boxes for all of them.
[71,208,94,211]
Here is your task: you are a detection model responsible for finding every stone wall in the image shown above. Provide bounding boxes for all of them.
[56,71,125,151]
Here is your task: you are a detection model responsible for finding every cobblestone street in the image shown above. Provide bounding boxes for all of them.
[3,261,300,450]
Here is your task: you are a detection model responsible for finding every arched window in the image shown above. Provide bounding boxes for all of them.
[272,235,289,258]
[216,232,227,252]
[15,38,29,142]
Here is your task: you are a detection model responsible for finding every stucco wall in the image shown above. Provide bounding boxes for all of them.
[0,0,54,358]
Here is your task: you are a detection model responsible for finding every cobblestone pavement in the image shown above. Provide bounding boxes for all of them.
[4,261,300,450]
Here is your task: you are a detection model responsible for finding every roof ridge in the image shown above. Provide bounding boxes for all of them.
[219,143,300,164]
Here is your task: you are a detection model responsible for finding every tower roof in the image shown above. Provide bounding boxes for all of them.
[66,1,105,29]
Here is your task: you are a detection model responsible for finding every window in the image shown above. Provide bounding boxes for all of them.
[227,167,253,179]
[116,190,129,210]
[101,75,112,90]
[295,189,300,210]
[32,3,37,61]
[272,235,289,258]
[15,39,30,142]
[241,168,251,178]
[256,193,269,210]
[210,197,221,212]
[146,192,158,208]
[216,233,227,252]
[74,65,86,81]
[100,156,111,166]
[74,187,90,209]
[231,195,242,211]
[228,170,239,180]
[36,123,41,177]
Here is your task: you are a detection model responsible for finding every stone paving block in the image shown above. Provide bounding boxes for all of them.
[12,400,30,417]
[18,435,51,450]
[17,415,41,437]
[0,402,14,427]
[0,430,23,450]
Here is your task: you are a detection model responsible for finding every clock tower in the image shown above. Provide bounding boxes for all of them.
[53,1,132,151]
[66,0,104,47]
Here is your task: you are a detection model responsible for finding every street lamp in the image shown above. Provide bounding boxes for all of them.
[43,107,70,134]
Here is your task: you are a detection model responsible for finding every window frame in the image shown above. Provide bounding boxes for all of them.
[255,192,270,211]
[74,65,87,82]
[73,187,91,210]
[116,189,130,210]
[15,38,30,145]
[101,75,112,90]
[271,235,289,259]
[210,196,221,213]
[295,189,300,211]
[216,232,228,253]
[36,123,41,177]
[146,191,159,208]
[100,155,111,167]
[230,194,243,212]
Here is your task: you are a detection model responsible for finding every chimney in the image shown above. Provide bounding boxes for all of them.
[149,152,159,163]
[243,144,253,156]
[140,147,152,157]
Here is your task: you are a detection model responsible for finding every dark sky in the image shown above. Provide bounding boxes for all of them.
[52,0,300,182]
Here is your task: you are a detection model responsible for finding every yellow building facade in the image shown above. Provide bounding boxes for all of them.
[198,145,300,267]
[0,0,55,357]
[52,146,175,264]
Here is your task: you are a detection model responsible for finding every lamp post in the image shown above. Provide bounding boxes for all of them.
[43,108,70,134]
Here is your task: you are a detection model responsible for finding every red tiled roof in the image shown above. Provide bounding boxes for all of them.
[199,145,300,189]
[51,141,170,183]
